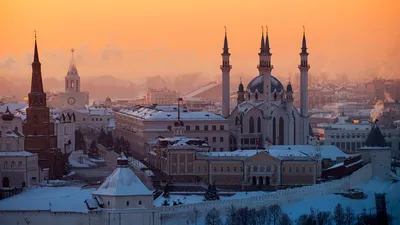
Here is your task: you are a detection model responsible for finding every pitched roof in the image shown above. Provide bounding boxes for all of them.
[364,121,387,147]
[93,155,153,196]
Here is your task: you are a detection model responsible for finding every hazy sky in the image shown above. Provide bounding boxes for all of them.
[1,0,399,83]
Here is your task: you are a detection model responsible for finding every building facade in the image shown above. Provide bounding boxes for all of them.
[145,88,179,105]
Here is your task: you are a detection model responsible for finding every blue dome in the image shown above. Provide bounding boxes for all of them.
[246,75,284,93]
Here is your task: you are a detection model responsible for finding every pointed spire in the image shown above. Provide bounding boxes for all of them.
[260,26,265,53]
[67,48,79,76]
[223,26,229,54]
[265,26,271,55]
[33,30,40,63]
[301,26,308,54]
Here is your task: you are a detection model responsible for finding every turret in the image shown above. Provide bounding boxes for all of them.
[285,82,294,101]
[65,48,81,93]
[221,26,232,118]
[237,78,245,104]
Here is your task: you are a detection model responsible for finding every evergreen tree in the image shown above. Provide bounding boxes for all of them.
[163,183,171,198]
[204,181,220,201]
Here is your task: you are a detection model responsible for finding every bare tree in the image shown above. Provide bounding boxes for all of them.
[333,203,345,225]
[256,206,270,225]
[248,208,258,225]
[344,206,355,225]
[205,208,222,225]
[316,211,332,225]
[237,207,251,225]
[279,213,292,225]
[225,205,238,225]
[268,204,283,225]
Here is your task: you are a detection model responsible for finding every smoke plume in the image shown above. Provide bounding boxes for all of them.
[370,100,384,122]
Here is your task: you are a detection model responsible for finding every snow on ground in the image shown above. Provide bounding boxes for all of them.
[154,191,267,206]
[69,151,98,168]
[0,186,96,213]
[163,178,400,225]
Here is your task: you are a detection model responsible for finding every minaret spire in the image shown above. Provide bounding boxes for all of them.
[260,26,265,53]
[265,25,271,55]
[223,26,229,54]
[33,30,40,63]
[221,26,232,118]
[301,26,307,54]
[30,30,44,94]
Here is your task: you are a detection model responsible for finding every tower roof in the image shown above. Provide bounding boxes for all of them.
[31,31,44,93]
[67,48,79,76]
[222,26,230,55]
[260,26,265,53]
[301,26,308,54]
[93,153,153,196]
[265,26,271,55]
[364,120,387,147]
[286,82,293,93]
[1,106,15,121]
[238,78,244,92]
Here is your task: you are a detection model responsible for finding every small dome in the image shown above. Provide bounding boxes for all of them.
[1,106,14,121]
[247,75,284,93]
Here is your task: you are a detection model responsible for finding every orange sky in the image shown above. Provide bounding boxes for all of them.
[1,0,399,83]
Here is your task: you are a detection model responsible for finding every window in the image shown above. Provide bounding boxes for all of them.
[214,166,217,172]
[220,167,224,172]
[296,167,299,173]
[302,167,305,173]
[204,125,209,131]
[126,201,130,206]
[11,161,16,169]
[138,201,142,205]
[205,137,208,142]
[240,167,243,172]
[220,125,224,130]
[100,118,103,121]
[212,125,216,131]
[186,125,190,131]
[213,148,216,152]
[167,126,172,131]
[92,118,94,121]
[249,117,255,133]
[257,117,261,133]
[233,167,237,172]
[212,137,216,143]
[308,167,312,173]
[282,167,286,173]
[83,118,86,121]
[220,148,223,151]
[3,161,7,168]
[195,126,200,131]
[108,201,110,206]
[18,161,22,168]
[96,118,98,121]
[220,137,224,142]
[289,167,292,173]
[227,166,230,172]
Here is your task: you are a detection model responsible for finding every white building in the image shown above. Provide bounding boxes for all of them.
[224,29,311,149]
[53,112,76,154]
[48,49,89,109]
[0,107,40,188]
[116,105,229,158]
[66,106,114,133]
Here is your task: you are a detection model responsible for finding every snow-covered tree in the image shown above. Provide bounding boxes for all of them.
[256,206,270,225]
[205,208,222,225]
[268,204,282,225]
[333,203,345,225]
[204,182,220,201]
[279,213,292,225]
[225,205,238,225]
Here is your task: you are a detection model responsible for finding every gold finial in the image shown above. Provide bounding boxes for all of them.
[224,25,227,34]
[261,26,264,35]
[303,25,305,35]
[34,29,37,40]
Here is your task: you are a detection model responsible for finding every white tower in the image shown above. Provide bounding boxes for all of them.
[65,48,80,93]
[221,27,232,118]
[298,27,310,144]
[260,27,273,147]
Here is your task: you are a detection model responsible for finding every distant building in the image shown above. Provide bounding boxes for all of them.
[145,88,179,105]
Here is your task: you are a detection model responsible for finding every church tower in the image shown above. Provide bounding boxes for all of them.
[221,27,232,118]
[65,48,80,93]
[23,32,64,179]
[259,27,273,146]
[237,78,245,105]
[298,27,310,144]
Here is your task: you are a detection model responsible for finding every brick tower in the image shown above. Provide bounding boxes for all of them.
[23,32,65,179]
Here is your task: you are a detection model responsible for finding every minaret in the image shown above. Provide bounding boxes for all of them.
[285,81,295,144]
[298,26,310,144]
[221,26,232,118]
[259,26,273,147]
[65,48,81,93]
[237,78,245,105]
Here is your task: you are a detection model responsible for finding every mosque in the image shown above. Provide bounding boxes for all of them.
[222,27,312,150]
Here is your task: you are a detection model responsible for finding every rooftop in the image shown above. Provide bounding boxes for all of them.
[364,121,388,148]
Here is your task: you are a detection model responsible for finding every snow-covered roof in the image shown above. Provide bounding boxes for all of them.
[0,151,36,157]
[183,81,220,99]
[0,103,28,114]
[119,106,225,121]
[156,136,210,150]
[93,164,153,196]
[73,107,114,116]
[0,186,97,213]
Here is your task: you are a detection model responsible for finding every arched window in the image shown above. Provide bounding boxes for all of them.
[257,117,261,133]
[11,161,16,169]
[249,117,255,133]
[279,117,284,145]
[71,80,74,88]
[3,161,8,168]
[272,117,276,145]
[126,201,130,206]
[18,161,22,168]
[138,201,142,206]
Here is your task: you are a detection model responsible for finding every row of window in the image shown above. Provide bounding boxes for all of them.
[213,166,244,173]
[167,125,226,131]
[333,141,394,151]
[83,118,111,122]
[282,166,312,173]
[3,161,23,169]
